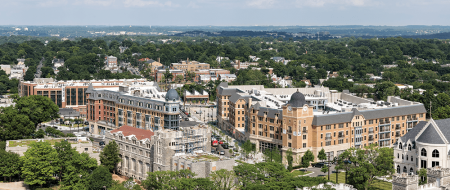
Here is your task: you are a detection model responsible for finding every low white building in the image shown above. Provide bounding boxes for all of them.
[394,118,450,175]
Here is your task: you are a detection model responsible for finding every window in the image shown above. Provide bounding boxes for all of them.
[288,134,291,139]
[403,166,407,173]
[303,135,306,140]
[421,160,427,168]
[421,148,427,156]
[408,144,411,151]
[326,125,331,130]
[288,143,291,147]
[432,149,439,158]
[303,143,306,148]
[399,142,402,149]
[432,161,439,167]
[397,165,400,174]
[411,156,413,161]
[406,155,408,160]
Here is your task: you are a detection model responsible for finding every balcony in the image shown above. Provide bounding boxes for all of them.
[302,129,308,133]
[407,117,418,122]
[396,133,401,137]
[368,138,374,141]
[395,126,401,130]
[325,137,332,140]
[379,127,390,132]
[287,130,292,133]
[368,131,374,134]
[338,134,345,138]
[379,120,391,126]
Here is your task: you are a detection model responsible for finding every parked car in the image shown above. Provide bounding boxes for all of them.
[211,149,216,154]
[220,151,225,155]
[313,162,330,168]
[185,118,189,121]
[84,121,89,125]
[99,141,105,146]
[344,160,352,164]
[221,143,229,149]
[218,141,224,145]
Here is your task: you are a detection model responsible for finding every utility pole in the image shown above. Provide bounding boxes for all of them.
[328,154,331,181]
[430,101,432,119]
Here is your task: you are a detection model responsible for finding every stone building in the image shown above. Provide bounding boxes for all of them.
[392,167,450,190]
[106,124,223,180]
[394,118,450,175]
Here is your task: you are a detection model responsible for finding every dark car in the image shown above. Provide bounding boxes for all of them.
[211,149,216,154]
[222,143,229,149]
[314,162,330,168]
[185,118,189,121]
[344,160,352,164]
[99,141,105,146]
[84,121,89,125]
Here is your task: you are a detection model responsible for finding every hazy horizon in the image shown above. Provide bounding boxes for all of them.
[2,0,450,26]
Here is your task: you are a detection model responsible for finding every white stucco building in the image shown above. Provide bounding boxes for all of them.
[394,118,450,175]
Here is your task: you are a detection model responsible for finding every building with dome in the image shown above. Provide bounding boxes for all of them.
[216,82,427,163]
[394,118,450,175]
[86,81,183,135]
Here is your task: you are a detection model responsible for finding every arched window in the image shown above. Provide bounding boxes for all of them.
[410,168,414,174]
[397,165,400,174]
[432,149,439,158]
[408,144,412,151]
[407,155,409,160]
[421,148,427,156]
[403,166,407,173]
[399,142,403,149]
[397,153,400,159]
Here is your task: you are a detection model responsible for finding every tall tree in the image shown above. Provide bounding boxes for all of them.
[100,140,121,174]
[21,142,57,187]
[344,144,395,190]
[0,106,35,140]
[318,148,327,162]
[210,169,239,190]
[87,166,113,190]
[54,140,77,182]
[301,150,315,169]
[15,95,60,129]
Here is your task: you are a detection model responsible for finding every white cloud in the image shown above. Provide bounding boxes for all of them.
[247,0,277,9]
[123,0,177,7]
[37,0,69,7]
[295,0,371,7]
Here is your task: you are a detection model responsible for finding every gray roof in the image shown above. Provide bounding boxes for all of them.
[361,104,426,120]
[433,118,450,142]
[312,112,354,126]
[256,107,283,119]
[218,87,239,96]
[229,94,242,104]
[312,104,426,126]
[59,108,80,117]
[165,89,180,101]
[251,102,261,110]
[288,91,307,107]
[85,83,94,94]
[417,124,445,144]
[400,121,427,143]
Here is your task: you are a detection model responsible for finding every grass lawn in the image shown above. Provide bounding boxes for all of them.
[322,173,392,190]
[292,170,311,176]
[8,139,65,147]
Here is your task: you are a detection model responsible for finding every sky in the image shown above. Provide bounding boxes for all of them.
[1,0,450,26]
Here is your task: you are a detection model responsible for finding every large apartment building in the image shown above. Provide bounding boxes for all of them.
[216,82,427,163]
[85,81,181,135]
[170,59,210,72]
[18,78,146,117]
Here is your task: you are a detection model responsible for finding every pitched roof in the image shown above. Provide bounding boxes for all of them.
[417,123,445,144]
[110,125,154,140]
[400,121,427,143]
[433,118,450,142]
[312,104,426,126]
[256,107,283,119]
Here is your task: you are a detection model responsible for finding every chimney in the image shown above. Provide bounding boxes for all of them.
[158,57,160,63]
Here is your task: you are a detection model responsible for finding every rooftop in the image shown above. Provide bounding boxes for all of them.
[110,125,154,140]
